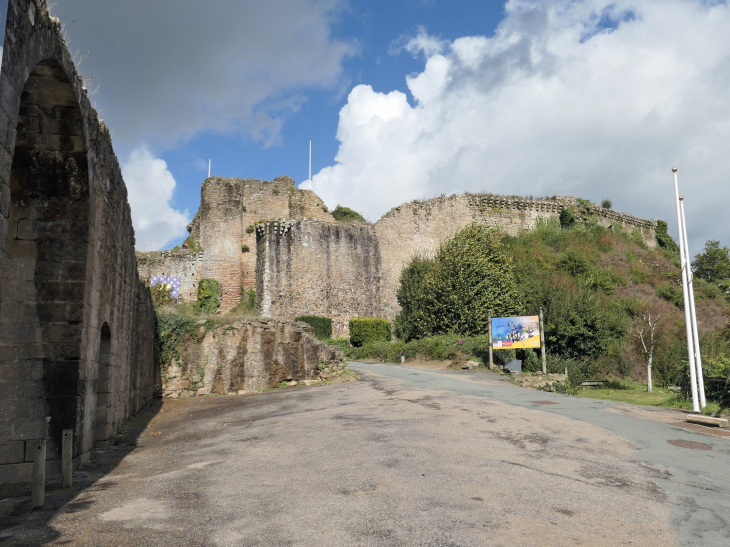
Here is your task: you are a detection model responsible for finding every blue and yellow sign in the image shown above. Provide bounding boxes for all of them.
[492,316,540,349]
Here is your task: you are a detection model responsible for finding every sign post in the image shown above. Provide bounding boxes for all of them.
[487,309,493,370]
[539,307,546,374]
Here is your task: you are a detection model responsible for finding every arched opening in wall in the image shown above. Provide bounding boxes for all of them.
[94,323,113,447]
[0,59,89,459]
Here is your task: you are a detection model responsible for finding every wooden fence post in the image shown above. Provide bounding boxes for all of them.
[62,429,73,489]
[539,307,546,374]
[488,309,493,370]
[31,440,46,508]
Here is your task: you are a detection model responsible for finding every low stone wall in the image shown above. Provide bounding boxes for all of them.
[162,319,343,398]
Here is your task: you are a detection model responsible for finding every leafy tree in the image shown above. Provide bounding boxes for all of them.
[394,255,435,341]
[692,240,730,283]
[409,224,521,338]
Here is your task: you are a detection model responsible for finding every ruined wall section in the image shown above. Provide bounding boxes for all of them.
[136,250,203,301]
[0,0,157,483]
[256,219,382,337]
[374,194,657,322]
[136,176,337,313]
[161,318,343,397]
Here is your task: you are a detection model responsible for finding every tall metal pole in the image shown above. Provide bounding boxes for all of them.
[208,159,211,178]
[673,168,700,413]
[309,140,312,190]
[680,198,706,408]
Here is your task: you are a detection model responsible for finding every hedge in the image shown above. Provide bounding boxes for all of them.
[349,317,391,347]
[295,315,332,340]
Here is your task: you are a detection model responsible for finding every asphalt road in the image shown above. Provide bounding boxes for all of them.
[1,363,728,546]
[350,362,730,547]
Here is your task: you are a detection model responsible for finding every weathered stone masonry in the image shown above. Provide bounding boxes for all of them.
[254,195,657,337]
[256,220,383,337]
[161,319,344,398]
[137,176,333,312]
[0,1,157,483]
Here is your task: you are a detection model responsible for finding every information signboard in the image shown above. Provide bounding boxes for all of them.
[491,315,540,349]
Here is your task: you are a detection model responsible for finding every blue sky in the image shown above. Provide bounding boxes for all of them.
[3,1,730,254]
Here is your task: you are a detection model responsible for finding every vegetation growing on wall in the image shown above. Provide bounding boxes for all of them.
[332,205,366,223]
[195,278,222,314]
[295,315,332,340]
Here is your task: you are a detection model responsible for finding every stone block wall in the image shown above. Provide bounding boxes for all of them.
[137,175,334,312]
[0,0,157,483]
[256,219,383,337]
[136,250,204,301]
[254,194,657,332]
[161,318,343,397]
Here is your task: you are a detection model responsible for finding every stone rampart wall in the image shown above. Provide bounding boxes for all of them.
[136,250,204,301]
[256,219,382,337]
[0,1,157,483]
[162,318,343,397]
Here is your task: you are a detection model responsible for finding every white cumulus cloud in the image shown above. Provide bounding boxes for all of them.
[122,148,191,251]
[312,0,730,250]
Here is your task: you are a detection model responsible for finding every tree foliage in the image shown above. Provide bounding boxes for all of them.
[394,255,434,341]
[693,240,730,283]
[397,224,521,339]
[655,220,679,254]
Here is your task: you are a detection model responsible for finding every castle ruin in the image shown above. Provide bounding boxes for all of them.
[139,178,657,337]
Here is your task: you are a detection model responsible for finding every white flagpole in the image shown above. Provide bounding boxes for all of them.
[680,197,706,408]
[208,159,211,178]
[309,140,312,190]
[673,168,700,413]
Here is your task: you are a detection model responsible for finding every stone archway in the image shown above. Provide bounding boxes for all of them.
[0,59,89,465]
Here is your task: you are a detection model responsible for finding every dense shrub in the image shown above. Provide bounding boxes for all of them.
[394,255,434,341]
[404,224,520,338]
[656,283,683,309]
[295,315,333,340]
[149,282,176,309]
[350,317,391,347]
[196,278,222,314]
[655,220,679,253]
[332,205,366,223]
[559,208,575,229]
[154,311,196,368]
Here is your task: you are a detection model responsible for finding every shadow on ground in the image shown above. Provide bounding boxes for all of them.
[0,399,163,545]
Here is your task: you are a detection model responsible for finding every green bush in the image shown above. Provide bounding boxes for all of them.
[406,224,521,338]
[241,245,250,253]
[332,205,366,223]
[656,283,683,309]
[557,251,591,276]
[655,220,679,253]
[295,315,333,340]
[394,255,434,341]
[196,278,222,314]
[559,208,575,229]
[149,282,176,309]
[246,225,255,234]
[154,311,197,368]
[349,317,391,347]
